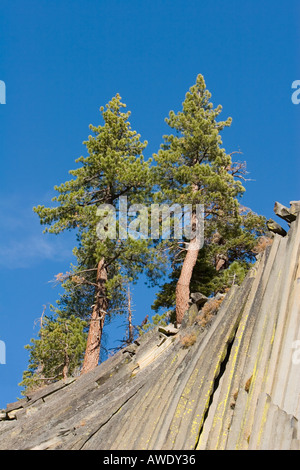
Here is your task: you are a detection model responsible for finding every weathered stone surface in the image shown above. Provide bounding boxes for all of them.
[7,409,24,420]
[122,343,138,356]
[180,303,199,328]
[5,397,28,412]
[190,292,208,307]
[266,218,287,236]
[274,201,297,223]
[25,377,76,405]
[290,200,300,215]
[158,324,179,336]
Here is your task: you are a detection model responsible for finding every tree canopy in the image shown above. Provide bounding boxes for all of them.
[152,75,266,321]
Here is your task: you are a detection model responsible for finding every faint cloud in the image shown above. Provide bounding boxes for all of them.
[0,195,74,269]
[0,235,72,269]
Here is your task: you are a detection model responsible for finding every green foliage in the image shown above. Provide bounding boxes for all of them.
[137,312,171,335]
[151,74,267,310]
[153,74,244,207]
[33,95,156,296]
[220,260,248,286]
[27,94,164,380]
[19,312,87,395]
[34,94,150,234]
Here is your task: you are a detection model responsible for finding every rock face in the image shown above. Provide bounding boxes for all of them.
[1,201,300,450]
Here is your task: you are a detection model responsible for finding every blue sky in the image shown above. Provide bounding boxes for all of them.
[0,0,299,408]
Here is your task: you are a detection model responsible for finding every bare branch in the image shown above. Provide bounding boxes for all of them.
[225,159,254,182]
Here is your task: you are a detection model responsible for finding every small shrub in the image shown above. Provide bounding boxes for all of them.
[252,236,273,254]
[137,312,170,335]
[244,375,253,393]
[196,297,224,328]
[180,332,197,348]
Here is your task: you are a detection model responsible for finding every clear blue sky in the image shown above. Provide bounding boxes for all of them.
[0,0,299,408]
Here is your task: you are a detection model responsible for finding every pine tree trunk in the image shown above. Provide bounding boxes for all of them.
[62,323,69,380]
[62,348,69,380]
[175,236,199,325]
[176,195,201,325]
[81,258,107,374]
[127,286,134,344]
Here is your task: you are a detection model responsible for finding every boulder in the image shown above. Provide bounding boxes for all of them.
[274,202,296,224]
[290,201,300,215]
[158,324,179,336]
[266,219,287,237]
[190,292,208,308]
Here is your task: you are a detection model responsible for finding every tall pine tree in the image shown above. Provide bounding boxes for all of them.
[153,75,266,323]
[34,94,155,373]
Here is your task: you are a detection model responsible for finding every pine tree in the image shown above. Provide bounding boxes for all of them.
[19,311,87,394]
[34,94,155,373]
[153,75,266,323]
